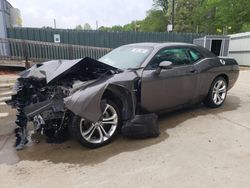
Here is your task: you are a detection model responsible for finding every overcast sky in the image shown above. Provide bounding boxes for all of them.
[8,0,153,29]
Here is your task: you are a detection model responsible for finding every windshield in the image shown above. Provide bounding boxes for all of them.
[99,46,153,69]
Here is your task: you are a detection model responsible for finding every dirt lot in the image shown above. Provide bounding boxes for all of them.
[0,70,250,188]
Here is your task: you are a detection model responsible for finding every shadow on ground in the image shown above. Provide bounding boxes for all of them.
[0,94,241,166]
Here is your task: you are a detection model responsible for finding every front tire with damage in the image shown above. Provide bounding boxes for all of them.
[70,100,121,148]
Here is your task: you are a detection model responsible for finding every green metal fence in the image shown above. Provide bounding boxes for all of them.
[7,27,204,49]
[0,38,112,62]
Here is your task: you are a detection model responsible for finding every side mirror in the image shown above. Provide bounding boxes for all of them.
[159,61,173,69]
[154,61,173,75]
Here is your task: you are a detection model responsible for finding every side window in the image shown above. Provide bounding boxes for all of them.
[188,49,203,62]
[147,48,192,69]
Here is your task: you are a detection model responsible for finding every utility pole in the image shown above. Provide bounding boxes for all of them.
[54,18,56,29]
[172,0,175,31]
[96,20,98,30]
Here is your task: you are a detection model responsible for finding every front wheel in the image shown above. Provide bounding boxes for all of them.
[70,100,121,148]
[204,77,228,108]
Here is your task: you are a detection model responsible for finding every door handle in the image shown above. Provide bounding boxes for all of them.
[189,68,196,73]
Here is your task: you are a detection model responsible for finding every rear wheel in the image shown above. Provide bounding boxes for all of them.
[204,77,227,108]
[70,100,121,148]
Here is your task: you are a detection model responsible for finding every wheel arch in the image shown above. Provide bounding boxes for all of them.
[202,73,229,103]
[102,84,135,122]
[214,73,229,86]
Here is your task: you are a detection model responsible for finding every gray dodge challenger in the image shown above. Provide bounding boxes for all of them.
[7,42,239,149]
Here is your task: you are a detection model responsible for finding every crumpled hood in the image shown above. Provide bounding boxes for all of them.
[19,57,120,84]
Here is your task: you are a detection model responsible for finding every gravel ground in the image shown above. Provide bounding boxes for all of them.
[0,70,250,188]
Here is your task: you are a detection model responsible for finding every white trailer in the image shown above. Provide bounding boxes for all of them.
[229,32,250,66]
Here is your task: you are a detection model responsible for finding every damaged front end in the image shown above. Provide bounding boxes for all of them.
[8,77,70,149]
[7,57,120,150]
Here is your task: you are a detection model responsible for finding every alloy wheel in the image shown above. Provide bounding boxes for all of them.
[212,80,227,105]
[79,104,118,144]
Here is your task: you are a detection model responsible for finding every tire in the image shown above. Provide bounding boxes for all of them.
[204,77,228,108]
[70,100,121,149]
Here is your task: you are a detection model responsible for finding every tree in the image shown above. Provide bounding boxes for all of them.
[42,26,53,29]
[83,23,92,30]
[98,26,111,31]
[153,0,170,31]
[121,9,166,32]
[111,25,123,31]
[152,0,250,34]
[123,21,139,31]
[242,24,250,32]
[80,0,250,34]
[213,0,250,33]
[74,23,92,31]
[140,9,166,32]
[123,22,135,31]
[98,25,123,31]
[190,0,250,34]
[153,0,169,13]
[173,0,201,33]
[122,21,141,31]
[74,25,83,30]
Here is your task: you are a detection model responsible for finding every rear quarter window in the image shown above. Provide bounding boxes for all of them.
[189,49,203,62]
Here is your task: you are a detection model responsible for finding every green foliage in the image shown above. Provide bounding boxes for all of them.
[153,0,169,13]
[99,25,123,31]
[123,21,137,31]
[111,25,123,31]
[93,0,250,34]
[140,9,167,32]
[213,0,250,33]
[173,0,201,32]
[242,24,250,32]
[98,26,111,31]
[75,23,92,30]
[152,0,250,34]
[174,0,250,34]
[83,23,92,30]
[74,25,83,30]
[123,9,167,32]
[98,9,166,32]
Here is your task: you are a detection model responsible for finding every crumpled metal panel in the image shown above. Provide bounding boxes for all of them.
[64,77,110,122]
[19,57,119,84]
[64,71,140,122]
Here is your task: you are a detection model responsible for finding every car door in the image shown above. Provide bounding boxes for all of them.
[140,47,199,112]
